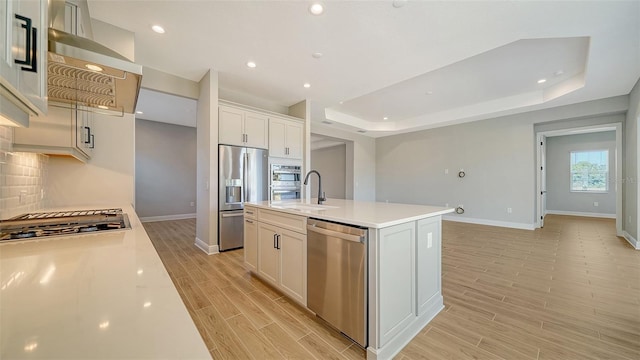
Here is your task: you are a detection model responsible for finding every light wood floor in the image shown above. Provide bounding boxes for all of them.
[143,215,640,359]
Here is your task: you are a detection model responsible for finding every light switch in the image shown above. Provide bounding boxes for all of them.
[427,232,433,248]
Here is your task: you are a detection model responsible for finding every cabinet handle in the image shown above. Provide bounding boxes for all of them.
[276,234,281,250]
[14,14,38,73]
[89,134,95,149]
[84,127,91,144]
[273,233,277,249]
[245,133,248,143]
[245,219,253,224]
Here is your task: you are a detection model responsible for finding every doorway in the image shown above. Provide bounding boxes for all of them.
[309,134,350,199]
[536,123,623,236]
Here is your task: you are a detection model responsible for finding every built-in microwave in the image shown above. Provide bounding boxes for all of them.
[271,164,301,200]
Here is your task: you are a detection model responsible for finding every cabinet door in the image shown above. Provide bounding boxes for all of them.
[416,217,441,315]
[14,0,46,114]
[244,217,258,272]
[219,105,245,146]
[75,107,94,158]
[377,222,416,346]
[243,111,268,149]
[257,223,279,286]
[285,121,303,159]
[279,229,306,304]
[268,118,287,157]
[0,1,19,88]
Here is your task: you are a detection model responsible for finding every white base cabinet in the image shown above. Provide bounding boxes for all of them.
[244,206,307,306]
[243,208,258,272]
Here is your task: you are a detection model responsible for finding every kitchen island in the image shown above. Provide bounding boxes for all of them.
[244,199,454,360]
[0,205,210,359]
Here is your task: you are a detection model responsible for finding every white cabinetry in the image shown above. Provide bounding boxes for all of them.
[219,105,268,149]
[244,208,306,305]
[416,217,441,315]
[0,0,47,126]
[269,116,303,159]
[243,207,258,272]
[13,104,96,162]
[369,216,444,358]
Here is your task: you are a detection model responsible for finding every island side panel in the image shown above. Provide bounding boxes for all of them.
[367,215,445,360]
[416,216,443,315]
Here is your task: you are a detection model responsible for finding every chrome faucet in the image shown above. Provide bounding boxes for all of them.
[303,170,326,205]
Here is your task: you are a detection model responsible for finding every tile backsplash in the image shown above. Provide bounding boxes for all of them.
[0,126,48,219]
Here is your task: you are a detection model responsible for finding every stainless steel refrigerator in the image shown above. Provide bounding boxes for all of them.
[218,145,268,251]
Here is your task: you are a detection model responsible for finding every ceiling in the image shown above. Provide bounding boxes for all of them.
[88,1,640,137]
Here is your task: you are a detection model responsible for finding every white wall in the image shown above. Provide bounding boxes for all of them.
[45,113,135,208]
[0,126,47,219]
[195,71,219,253]
[135,119,196,219]
[376,96,630,230]
[377,116,535,228]
[310,144,346,199]
[624,79,639,243]
[546,132,616,216]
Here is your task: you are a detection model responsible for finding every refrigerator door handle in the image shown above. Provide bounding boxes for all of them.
[243,152,249,203]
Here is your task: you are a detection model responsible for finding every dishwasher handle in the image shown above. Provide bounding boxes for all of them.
[307,224,364,243]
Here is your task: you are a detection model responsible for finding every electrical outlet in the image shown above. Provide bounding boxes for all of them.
[427,232,433,248]
[19,190,27,205]
[40,189,44,199]
[507,207,512,214]
[444,168,449,175]
[593,202,599,207]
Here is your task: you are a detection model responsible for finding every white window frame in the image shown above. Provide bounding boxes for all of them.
[569,149,609,193]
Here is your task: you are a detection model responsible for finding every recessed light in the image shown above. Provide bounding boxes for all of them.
[554,70,564,77]
[309,3,324,15]
[98,105,109,110]
[303,83,311,88]
[425,91,434,95]
[135,111,143,115]
[537,78,547,84]
[339,101,344,104]
[383,116,389,120]
[247,61,256,68]
[151,25,165,34]
[85,64,102,72]
[312,52,323,59]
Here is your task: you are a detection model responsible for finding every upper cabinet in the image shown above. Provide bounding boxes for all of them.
[219,105,268,149]
[0,0,47,126]
[269,116,303,159]
[13,104,96,162]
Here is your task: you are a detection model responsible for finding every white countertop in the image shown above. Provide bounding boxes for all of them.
[0,205,211,359]
[246,198,454,228]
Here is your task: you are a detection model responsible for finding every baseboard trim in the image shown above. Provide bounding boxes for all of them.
[139,213,196,223]
[623,231,639,250]
[195,237,219,255]
[545,210,616,219]
[442,215,535,230]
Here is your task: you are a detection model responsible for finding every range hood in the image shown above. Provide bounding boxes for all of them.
[47,0,142,114]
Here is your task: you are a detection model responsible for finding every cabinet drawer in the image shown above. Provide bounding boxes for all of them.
[258,209,306,234]
[244,206,257,219]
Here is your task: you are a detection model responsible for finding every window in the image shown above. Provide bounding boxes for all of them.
[570,150,608,192]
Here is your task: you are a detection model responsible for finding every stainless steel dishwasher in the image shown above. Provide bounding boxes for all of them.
[307,218,368,348]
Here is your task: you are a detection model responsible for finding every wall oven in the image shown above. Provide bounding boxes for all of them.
[270,164,301,201]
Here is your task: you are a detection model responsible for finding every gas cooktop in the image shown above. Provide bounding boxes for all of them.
[0,208,131,242]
